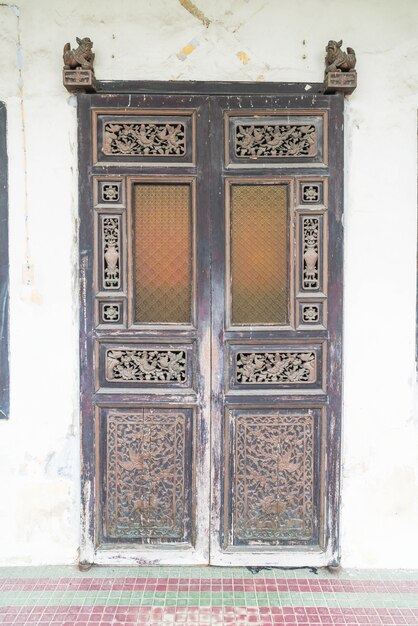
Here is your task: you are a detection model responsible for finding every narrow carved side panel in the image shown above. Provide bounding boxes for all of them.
[235,124,317,158]
[302,216,320,291]
[236,351,316,384]
[105,411,190,542]
[233,413,314,544]
[101,216,120,290]
[106,349,187,383]
[103,122,186,156]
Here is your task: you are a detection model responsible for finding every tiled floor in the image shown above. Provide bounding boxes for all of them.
[0,566,417,625]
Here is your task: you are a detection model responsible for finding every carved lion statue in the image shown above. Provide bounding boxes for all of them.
[325,40,356,73]
[63,37,95,70]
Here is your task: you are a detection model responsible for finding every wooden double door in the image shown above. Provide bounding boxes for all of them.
[78,85,343,567]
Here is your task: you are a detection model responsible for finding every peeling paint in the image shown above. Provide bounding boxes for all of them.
[177,38,199,61]
[178,0,210,27]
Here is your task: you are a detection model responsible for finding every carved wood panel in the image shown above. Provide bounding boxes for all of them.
[225,111,327,167]
[228,410,320,546]
[98,214,124,293]
[227,342,325,392]
[93,111,195,166]
[297,212,327,295]
[106,349,187,383]
[103,122,186,156]
[236,351,316,384]
[96,342,194,390]
[101,408,193,543]
[235,123,317,158]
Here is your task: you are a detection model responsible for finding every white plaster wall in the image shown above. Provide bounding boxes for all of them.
[0,0,416,567]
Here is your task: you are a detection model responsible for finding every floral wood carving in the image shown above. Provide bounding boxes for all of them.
[106,349,187,382]
[236,351,316,384]
[106,411,188,540]
[63,37,95,70]
[302,305,320,323]
[302,184,320,203]
[102,184,120,202]
[234,413,314,542]
[102,304,121,322]
[235,124,317,158]
[102,217,120,289]
[325,40,356,74]
[103,122,186,156]
[302,217,320,290]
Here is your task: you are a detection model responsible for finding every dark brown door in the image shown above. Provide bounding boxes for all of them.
[78,86,343,567]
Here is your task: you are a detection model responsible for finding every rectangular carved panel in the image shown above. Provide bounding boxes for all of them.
[297,213,326,295]
[102,409,193,543]
[106,349,187,383]
[236,351,316,384]
[94,112,195,165]
[230,184,289,325]
[235,123,317,158]
[302,216,320,290]
[99,215,122,292]
[104,122,186,157]
[230,411,316,545]
[97,341,194,390]
[227,342,325,392]
[226,112,327,167]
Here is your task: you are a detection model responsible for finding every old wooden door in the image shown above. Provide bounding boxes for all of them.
[78,85,343,568]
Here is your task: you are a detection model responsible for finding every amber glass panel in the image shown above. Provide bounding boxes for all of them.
[231,184,288,325]
[134,184,191,323]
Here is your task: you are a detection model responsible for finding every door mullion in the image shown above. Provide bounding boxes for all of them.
[209,97,228,561]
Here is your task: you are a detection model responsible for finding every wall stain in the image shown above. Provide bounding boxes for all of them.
[237,51,250,65]
[177,38,200,61]
[0,3,32,285]
[178,0,210,27]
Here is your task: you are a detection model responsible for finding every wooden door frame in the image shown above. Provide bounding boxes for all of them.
[77,82,344,568]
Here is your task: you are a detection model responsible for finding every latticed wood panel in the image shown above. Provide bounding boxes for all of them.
[134,184,192,324]
[231,184,288,325]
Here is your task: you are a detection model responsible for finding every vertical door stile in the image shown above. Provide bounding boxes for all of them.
[192,95,212,562]
[78,93,97,567]
[208,95,226,562]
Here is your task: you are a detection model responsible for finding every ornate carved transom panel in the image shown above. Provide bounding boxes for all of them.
[94,112,195,165]
[231,412,314,544]
[106,349,187,383]
[103,410,191,542]
[236,351,316,384]
[226,113,327,166]
[103,122,186,157]
[235,123,317,158]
